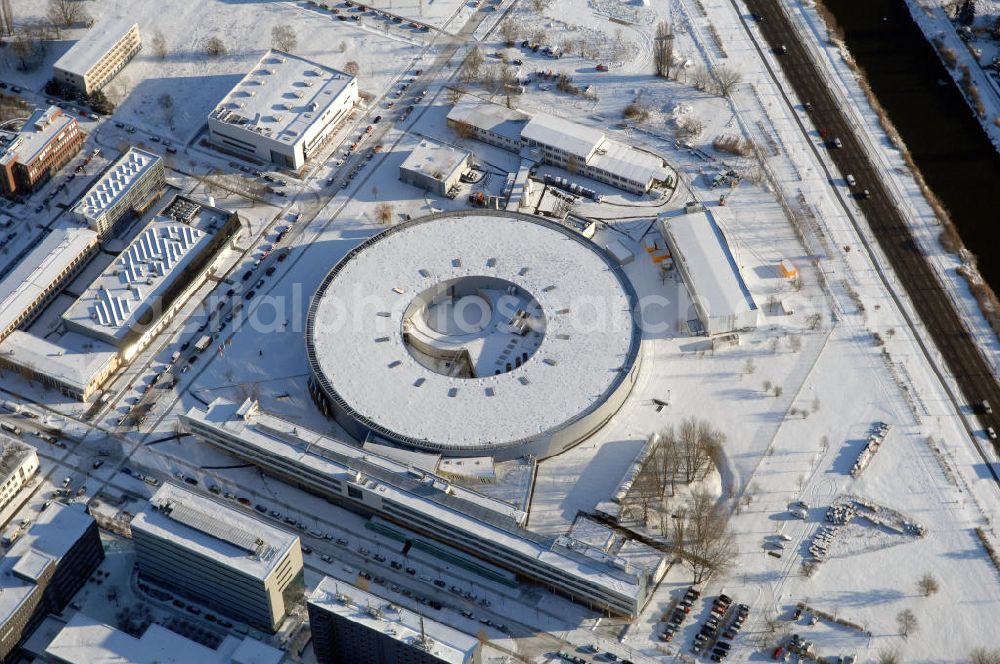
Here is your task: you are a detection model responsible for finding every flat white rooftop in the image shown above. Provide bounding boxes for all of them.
[0,330,118,393]
[522,112,605,160]
[45,613,284,664]
[0,503,93,629]
[0,107,75,167]
[62,216,212,342]
[309,576,477,664]
[446,98,528,144]
[307,213,637,451]
[659,211,759,320]
[589,138,669,187]
[72,148,161,223]
[131,483,299,581]
[0,220,97,335]
[53,18,137,78]
[210,50,354,146]
[400,139,469,181]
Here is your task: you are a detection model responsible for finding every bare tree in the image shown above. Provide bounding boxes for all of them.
[47,0,89,29]
[970,647,1000,664]
[9,21,48,71]
[344,61,360,77]
[896,608,918,638]
[788,335,802,353]
[714,64,742,98]
[530,28,547,47]
[203,35,226,57]
[271,25,297,52]
[691,65,712,92]
[876,648,901,664]
[151,31,167,59]
[158,93,175,129]
[773,385,783,397]
[463,46,484,83]
[678,489,736,583]
[374,202,394,225]
[611,29,629,63]
[653,21,674,78]
[917,572,939,597]
[499,20,520,47]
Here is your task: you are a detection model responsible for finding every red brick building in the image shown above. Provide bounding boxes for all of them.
[0,106,84,196]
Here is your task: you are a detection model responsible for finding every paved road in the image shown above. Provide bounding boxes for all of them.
[737,0,1000,484]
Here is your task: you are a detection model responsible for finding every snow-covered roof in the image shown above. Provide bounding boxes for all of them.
[0,503,94,628]
[45,613,284,664]
[659,211,758,320]
[0,107,76,167]
[0,220,98,337]
[309,577,478,664]
[400,139,469,182]
[72,148,161,223]
[52,18,137,77]
[446,98,528,143]
[130,483,299,581]
[210,50,355,146]
[306,212,639,454]
[588,138,669,187]
[62,216,211,343]
[0,439,34,481]
[521,112,605,160]
[0,331,118,394]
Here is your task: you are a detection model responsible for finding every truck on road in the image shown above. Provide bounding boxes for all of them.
[194,335,212,352]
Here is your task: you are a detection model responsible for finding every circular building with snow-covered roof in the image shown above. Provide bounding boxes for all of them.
[305,210,642,460]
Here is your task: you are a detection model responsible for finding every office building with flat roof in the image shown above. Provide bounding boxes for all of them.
[208,50,358,169]
[0,440,38,512]
[0,331,120,401]
[399,140,470,197]
[130,483,303,632]
[72,147,164,239]
[308,576,480,664]
[0,106,85,196]
[0,503,104,661]
[52,18,141,95]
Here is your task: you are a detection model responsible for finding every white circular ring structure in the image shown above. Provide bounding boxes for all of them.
[306,211,642,460]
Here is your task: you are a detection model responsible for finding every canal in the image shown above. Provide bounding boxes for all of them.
[821,0,1000,289]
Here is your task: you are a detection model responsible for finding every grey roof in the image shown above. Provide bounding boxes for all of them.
[52,18,137,78]
[0,331,119,393]
[446,98,528,143]
[521,112,605,160]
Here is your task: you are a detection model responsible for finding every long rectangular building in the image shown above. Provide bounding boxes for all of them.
[208,50,358,169]
[181,399,658,617]
[52,18,141,95]
[72,147,164,239]
[130,483,303,632]
[0,106,85,196]
[0,331,120,401]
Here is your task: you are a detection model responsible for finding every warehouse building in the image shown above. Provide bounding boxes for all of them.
[130,483,303,633]
[399,139,470,197]
[308,576,480,664]
[658,211,759,335]
[0,441,38,513]
[52,18,141,95]
[182,398,659,618]
[43,612,285,664]
[0,331,120,402]
[0,107,85,197]
[72,147,164,239]
[446,99,673,194]
[208,50,358,169]
[0,221,99,341]
[0,503,104,661]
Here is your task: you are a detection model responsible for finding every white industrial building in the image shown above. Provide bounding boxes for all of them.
[43,612,284,664]
[308,576,481,664]
[181,398,660,618]
[130,483,303,633]
[447,99,673,194]
[72,147,165,239]
[305,210,642,460]
[208,50,358,169]
[0,331,120,402]
[399,139,470,197]
[0,221,98,340]
[658,211,760,335]
[0,441,38,513]
[52,18,141,95]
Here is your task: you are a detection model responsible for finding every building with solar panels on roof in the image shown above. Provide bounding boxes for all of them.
[130,483,303,632]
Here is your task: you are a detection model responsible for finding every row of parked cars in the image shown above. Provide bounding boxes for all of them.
[659,585,700,642]
[692,594,748,661]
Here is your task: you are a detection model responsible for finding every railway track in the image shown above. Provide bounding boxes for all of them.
[736,0,1000,483]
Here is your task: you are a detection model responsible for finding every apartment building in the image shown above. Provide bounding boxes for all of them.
[0,107,85,196]
[0,441,38,512]
[52,19,141,95]
[72,147,164,239]
[0,220,99,341]
[308,577,481,664]
[181,399,660,618]
[0,503,104,661]
[130,483,303,633]
[208,50,358,169]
